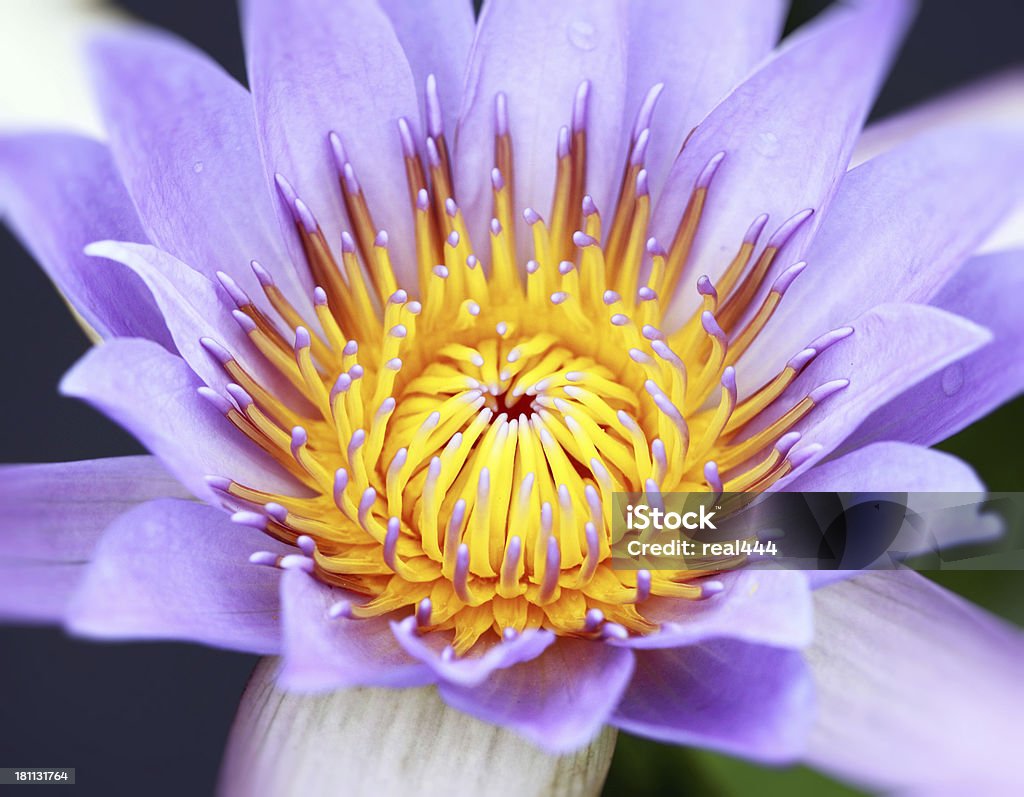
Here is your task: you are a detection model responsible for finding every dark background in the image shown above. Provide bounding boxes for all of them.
[1,1,1021,795]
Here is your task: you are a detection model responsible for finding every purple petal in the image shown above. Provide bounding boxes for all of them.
[655,0,913,325]
[861,71,1024,256]
[454,0,629,249]
[65,498,287,654]
[612,569,813,650]
[802,571,860,591]
[391,616,556,687]
[243,0,420,282]
[87,29,312,313]
[59,338,301,503]
[855,69,1024,165]
[792,442,1001,576]
[439,638,634,753]
[613,639,814,763]
[626,0,785,196]
[84,240,306,403]
[805,571,1024,794]
[378,0,474,139]
[739,124,1024,386]
[841,249,1024,450]
[794,441,987,493]
[0,457,188,623]
[763,303,992,486]
[278,569,432,691]
[0,133,170,346]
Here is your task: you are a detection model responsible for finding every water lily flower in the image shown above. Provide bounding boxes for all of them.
[2,0,1024,794]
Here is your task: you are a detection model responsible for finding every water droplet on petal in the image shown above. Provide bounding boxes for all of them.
[567,20,596,51]
[941,364,964,396]
[193,161,205,174]
[754,132,780,158]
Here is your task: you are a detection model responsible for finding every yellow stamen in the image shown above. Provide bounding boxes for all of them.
[208,85,834,654]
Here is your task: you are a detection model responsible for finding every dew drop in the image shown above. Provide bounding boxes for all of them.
[567,19,597,51]
[754,132,780,158]
[193,161,205,174]
[941,364,964,397]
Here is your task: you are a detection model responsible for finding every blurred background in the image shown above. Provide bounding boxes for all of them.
[0,1,1021,794]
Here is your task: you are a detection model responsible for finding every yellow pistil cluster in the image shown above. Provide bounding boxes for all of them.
[205,82,841,653]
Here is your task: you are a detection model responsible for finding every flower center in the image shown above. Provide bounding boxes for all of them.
[202,79,849,652]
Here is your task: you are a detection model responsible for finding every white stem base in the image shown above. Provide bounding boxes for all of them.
[218,657,617,797]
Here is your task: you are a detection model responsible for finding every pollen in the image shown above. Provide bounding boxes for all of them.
[200,78,848,653]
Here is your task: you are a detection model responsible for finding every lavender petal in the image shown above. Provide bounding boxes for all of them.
[278,569,433,691]
[243,0,420,283]
[439,638,634,753]
[841,249,1024,451]
[59,338,300,503]
[613,639,813,763]
[65,498,286,654]
[740,125,1024,387]
[88,29,312,314]
[625,0,785,196]
[764,303,991,487]
[391,616,555,687]
[0,133,170,346]
[613,569,813,651]
[805,571,1024,794]
[656,0,913,326]
[378,0,474,139]
[454,0,629,251]
[0,457,188,623]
